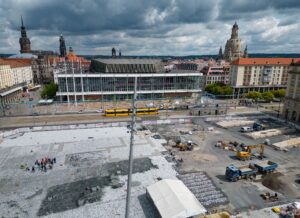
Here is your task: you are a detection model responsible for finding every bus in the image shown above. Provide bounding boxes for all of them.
[104,107,159,117]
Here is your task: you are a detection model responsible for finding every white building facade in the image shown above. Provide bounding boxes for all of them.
[230,58,297,95]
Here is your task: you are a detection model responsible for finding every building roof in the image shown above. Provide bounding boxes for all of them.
[231,58,300,65]
[0,58,32,68]
[94,58,161,65]
[146,179,207,218]
[291,60,300,66]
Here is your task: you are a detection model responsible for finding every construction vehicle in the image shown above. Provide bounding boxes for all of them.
[260,192,278,201]
[198,211,230,218]
[215,140,238,151]
[236,143,265,160]
[175,140,194,151]
[225,164,258,182]
[254,160,278,174]
[225,160,278,182]
[253,122,266,131]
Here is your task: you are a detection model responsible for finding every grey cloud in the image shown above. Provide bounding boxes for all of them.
[0,0,300,55]
[218,0,300,20]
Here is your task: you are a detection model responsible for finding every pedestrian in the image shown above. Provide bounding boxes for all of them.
[32,166,35,172]
[35,160,39,166]
[53,158,56,164]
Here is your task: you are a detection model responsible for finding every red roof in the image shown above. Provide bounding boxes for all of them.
[0,58,32,68]
[231,58,300,65]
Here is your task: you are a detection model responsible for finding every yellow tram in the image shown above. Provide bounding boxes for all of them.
[104,107,159,117]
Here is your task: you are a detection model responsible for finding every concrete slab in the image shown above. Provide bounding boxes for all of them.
[272,137,300,150]
[0,126,177,218]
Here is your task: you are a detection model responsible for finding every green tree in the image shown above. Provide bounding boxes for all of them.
[271,89,286,98]
[245,91,262,101]
[222,86,234,95]
[205,83,233,96]
[261,91,274,102]
[41,83,58,99]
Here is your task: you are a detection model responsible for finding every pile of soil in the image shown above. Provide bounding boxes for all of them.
[261,172,284,191]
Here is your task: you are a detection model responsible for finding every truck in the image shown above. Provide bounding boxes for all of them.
[225,164,258,182]
[254,160,278,174]
[253,122,266,131]
[225,160,278,182]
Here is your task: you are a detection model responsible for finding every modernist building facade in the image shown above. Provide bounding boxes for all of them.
[55,59,203,102]
[230,58,299,95]
[283,61,300,123]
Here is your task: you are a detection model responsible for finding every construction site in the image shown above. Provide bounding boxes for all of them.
[0,112,300,217]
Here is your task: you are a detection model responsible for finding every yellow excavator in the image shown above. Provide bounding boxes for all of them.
[236,143,265,160]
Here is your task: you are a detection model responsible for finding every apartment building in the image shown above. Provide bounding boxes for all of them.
[230,58,300,95]
[0,64,13,90]
[0,58,33,104]
[283,60,300,123]
[201,62,230,85]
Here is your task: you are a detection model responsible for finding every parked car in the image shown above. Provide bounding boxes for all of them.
[240,126,253,132]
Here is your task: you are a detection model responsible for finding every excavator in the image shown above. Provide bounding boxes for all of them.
[236,143,265,160]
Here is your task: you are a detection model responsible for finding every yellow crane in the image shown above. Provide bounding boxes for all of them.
[236,143,264,160]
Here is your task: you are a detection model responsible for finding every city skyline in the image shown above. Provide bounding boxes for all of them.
[1,0,300,55]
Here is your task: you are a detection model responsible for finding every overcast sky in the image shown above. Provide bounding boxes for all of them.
[1,0,300,55]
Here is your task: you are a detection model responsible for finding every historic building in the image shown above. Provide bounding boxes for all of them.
[217,46,223,60]
[19,17,31,53]
[283,60,300,123]
[230,58,300,96]
[54,58,203,103]
[201,60,230,85]
[224,22,247,62]
[59,34,67,57]
[31,56,54,84]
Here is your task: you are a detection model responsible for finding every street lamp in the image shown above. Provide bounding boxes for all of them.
[125,76,137,218]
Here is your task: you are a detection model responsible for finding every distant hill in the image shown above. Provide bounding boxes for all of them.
[0,54,13,58]
[82,53,300,60]
[1,53,300,60]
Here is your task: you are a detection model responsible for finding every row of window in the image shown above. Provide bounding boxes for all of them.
[57,76,201,93]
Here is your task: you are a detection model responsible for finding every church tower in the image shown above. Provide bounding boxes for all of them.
[243,45,248,58]
[217,46,223,60]
[19,16,31,53]
[112,47,116,58]
[224,22,244,62]
[59,34,67,57]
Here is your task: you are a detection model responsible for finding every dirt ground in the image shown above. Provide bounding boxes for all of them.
[147,114,300,214]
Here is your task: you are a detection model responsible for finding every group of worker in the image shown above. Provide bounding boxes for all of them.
[25,157,57,172]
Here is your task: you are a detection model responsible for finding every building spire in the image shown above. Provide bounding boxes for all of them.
[59,33,67,57]
[21,16,24,27]
[218,46,223,60]
[243,45,248,58]
[112,47,116,58]
[19,16,31,53]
